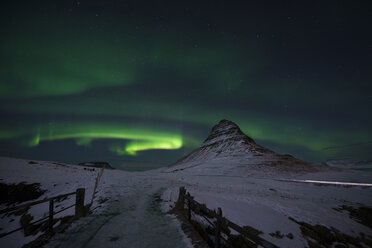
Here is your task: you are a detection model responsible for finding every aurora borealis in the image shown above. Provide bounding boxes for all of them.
[1,1,371,168]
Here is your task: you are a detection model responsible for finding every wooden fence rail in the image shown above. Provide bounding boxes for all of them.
[176,187,279,248]
[0,188,86,238]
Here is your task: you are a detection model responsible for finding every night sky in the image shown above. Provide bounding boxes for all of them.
[1,1,371,169]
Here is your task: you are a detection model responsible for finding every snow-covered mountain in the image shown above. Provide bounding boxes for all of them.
[168,120,326,174]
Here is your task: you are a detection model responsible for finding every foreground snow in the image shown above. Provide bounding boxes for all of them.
[45,174,191,248]
[1,156,372,247]
[0,157,191,248]
[161,159,372,247]
[0,157,99,247]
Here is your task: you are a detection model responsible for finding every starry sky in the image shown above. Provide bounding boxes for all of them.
[0,1,371,169]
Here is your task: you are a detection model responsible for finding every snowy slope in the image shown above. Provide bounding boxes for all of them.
[326,159,372,170]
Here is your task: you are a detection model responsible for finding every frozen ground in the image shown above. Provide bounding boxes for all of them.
[45,174,191,248]
[0,157,192,248]
[161,159,372,247]
[1,156,372,247]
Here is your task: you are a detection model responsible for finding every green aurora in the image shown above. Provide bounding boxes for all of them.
[0,122,185,156]
[0,1,371,166]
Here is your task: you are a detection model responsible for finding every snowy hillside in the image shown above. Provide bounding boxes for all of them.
[326,160,372,171]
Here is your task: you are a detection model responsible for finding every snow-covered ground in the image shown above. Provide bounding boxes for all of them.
[160,159,372,247]
[1,156,372,247]
[0,157,99,247]
[45,172,192,248]
[0,157,193,248]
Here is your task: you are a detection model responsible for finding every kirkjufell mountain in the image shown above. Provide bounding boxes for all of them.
[167,120,328,175]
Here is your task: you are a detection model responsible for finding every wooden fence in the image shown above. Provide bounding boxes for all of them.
[90,165,105,206]
[0,164,105,240]
[0,188,86,238]
[175,187,279,248]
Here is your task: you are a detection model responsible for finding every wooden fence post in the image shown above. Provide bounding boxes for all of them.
[187,193,191,221]
[215,207,222,248]
[75,188,85,218]
[48,199,54,234]
[90,166,105,208]
[175,187,186,211]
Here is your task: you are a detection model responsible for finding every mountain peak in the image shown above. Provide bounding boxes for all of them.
[202,119,255,147]
[210,119,241,136]
[170,120,264,165]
